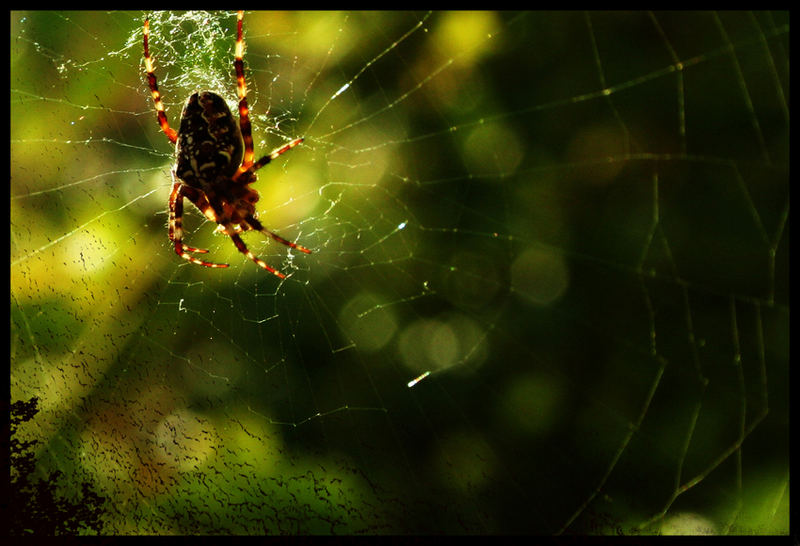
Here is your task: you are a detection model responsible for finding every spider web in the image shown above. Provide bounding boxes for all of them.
[10,10,789,535]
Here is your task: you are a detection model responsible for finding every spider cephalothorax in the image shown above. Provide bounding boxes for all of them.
[143,11,310,278]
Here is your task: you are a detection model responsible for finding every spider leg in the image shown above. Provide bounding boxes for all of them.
[234,138,305,183]
[169,182,229,268]
[229,11,304,182]
[143,19,178,144]
[228,230,287,279]
[170,182,209,253]
[245,214,312,254]
[233,10,257,176]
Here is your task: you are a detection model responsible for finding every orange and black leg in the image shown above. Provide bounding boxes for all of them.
[169,182,229,268]
[231,10,304,182]
[143,18,178,143]
[228,231,287,279]
[246,215,312,255]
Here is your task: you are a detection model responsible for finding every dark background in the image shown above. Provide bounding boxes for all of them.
[11,11,789,534]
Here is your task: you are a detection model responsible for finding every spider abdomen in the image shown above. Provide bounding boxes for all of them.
[175,91,244,188]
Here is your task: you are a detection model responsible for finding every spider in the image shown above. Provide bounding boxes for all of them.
[143,10,311,278]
